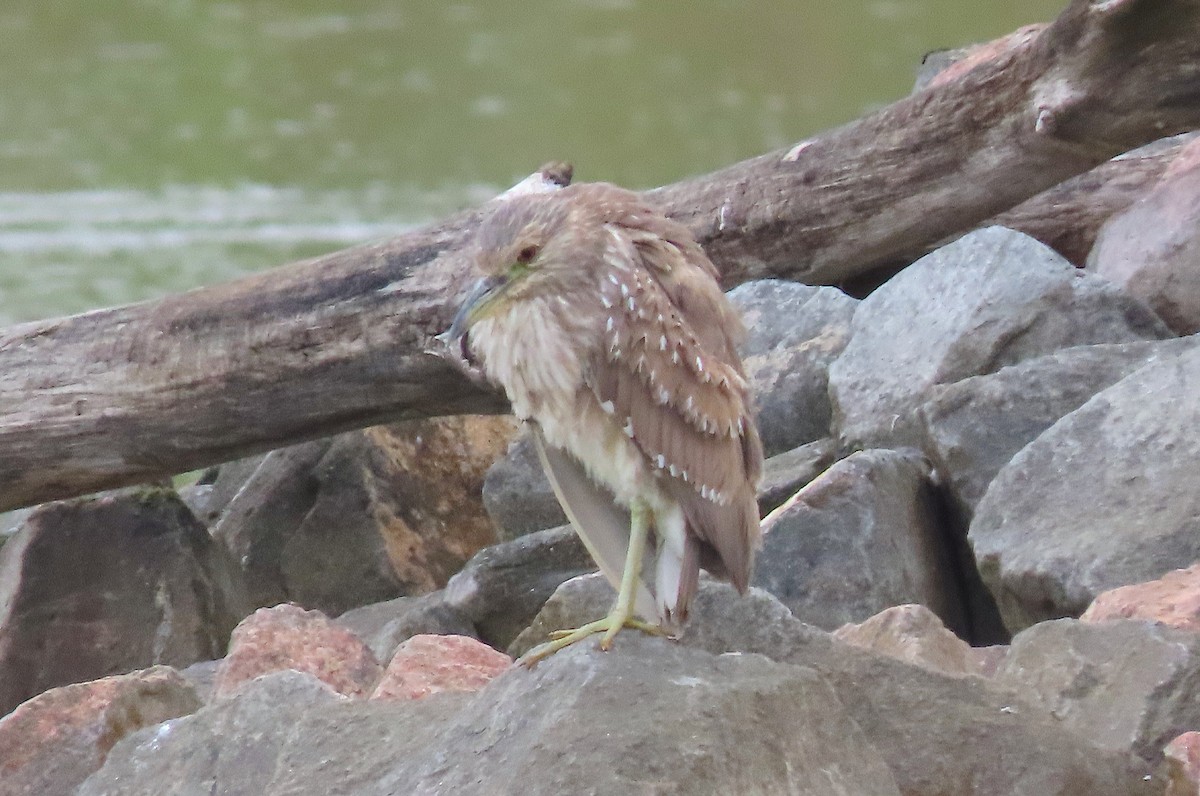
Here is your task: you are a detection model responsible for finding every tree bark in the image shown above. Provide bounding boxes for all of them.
[3,0,1200,511]
[989,134,1194,267]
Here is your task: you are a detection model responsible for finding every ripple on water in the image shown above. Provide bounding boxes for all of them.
[0,182,496,325]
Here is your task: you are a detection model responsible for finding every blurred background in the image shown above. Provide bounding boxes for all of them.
[0,0,1061,325]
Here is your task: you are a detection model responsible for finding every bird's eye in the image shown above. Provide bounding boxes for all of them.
[516,244,540,265]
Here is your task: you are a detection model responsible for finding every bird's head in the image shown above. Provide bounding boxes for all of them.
[442,192,579,342]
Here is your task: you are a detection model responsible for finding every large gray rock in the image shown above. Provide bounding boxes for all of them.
[210,440,332,609]
[413,636,901,796]
[211,417,513,616]
[481,431,565,540]
[920,337,1200,515]
[800,636,1157,796]
[828,226,1171,450]
[443,525,596,649]
[757,437,837,516]
[82,642,902,796]
[335,593,478,664]
[508,572,827,660]
[728,280,858,455]
[513,579,1156,796]
[0,488,250,716]
[995,619,1200,766]
[79,669,473,796]
[970,343,1200,632]
[1089,136,1200,335]
[753,448,965,633]
[78,585,1158,796]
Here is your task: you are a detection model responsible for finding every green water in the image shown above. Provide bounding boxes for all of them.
[0,1,1062,325]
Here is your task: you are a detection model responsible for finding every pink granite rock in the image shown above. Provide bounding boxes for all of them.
[1089,136,1200,335]
[371,634,511,701]
[215,603,382,699]
[1165,731,1200,796]
[0,666,199,795]
[1082,563,1200,632]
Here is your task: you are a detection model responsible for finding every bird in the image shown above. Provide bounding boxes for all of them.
[441,182,763,665]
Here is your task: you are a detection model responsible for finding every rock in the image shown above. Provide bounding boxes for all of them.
[970,344,1200,632]
[805,637,1157,796]
[337,593,478,663]
[363,416,515,592]
[214,604,382,699]
[443,524,596,650]
[1090,135,1200,334]
[79,588,1158,796]
[506,573,614,657]
[1083,564,1200,632]
[994,618,1200,765]
[920,337,1199,515]
[0,507,32,541]
[1165,732,1200,796]
[333,595,416,649]
[833,604,983,678]
[83,640,902,796]
[370,634,511,701]
[211,416,515,616]
[757,437,837,515]
[509,572,826,660]
[520,581,1155,796]
[481,431,565,540]
[79,669,474,796]
[683,586,1156,795]
[193,453,268,527]
[727,280,858,455]
[728,280,857,359]
[418,636,904,795]
[828,226,1170,450]
[752,448,965,633]
[0,666,200,796]
[0,487,250,716]
[178,659,220,705]
[208,439,341,609]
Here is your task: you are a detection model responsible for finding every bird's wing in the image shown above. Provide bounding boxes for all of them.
[585,222,763,592]
[530,423,659,621]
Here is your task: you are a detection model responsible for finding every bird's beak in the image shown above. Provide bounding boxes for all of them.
[438,275,505,344]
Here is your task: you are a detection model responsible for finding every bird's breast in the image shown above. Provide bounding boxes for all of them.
[469,298,654,507]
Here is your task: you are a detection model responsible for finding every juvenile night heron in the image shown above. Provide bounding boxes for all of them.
[443,182,763,664]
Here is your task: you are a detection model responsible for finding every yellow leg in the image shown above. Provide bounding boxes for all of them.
[519,501,663,668]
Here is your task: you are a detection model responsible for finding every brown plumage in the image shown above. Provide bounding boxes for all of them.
[444,182,762,659]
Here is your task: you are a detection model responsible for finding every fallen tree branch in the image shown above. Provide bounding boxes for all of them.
[3,0,1200,511]
[989,133,1194,266]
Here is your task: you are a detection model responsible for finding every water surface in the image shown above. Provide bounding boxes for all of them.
[0,1,1062,324]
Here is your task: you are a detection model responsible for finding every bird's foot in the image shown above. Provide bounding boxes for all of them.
[518,613,666,668]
